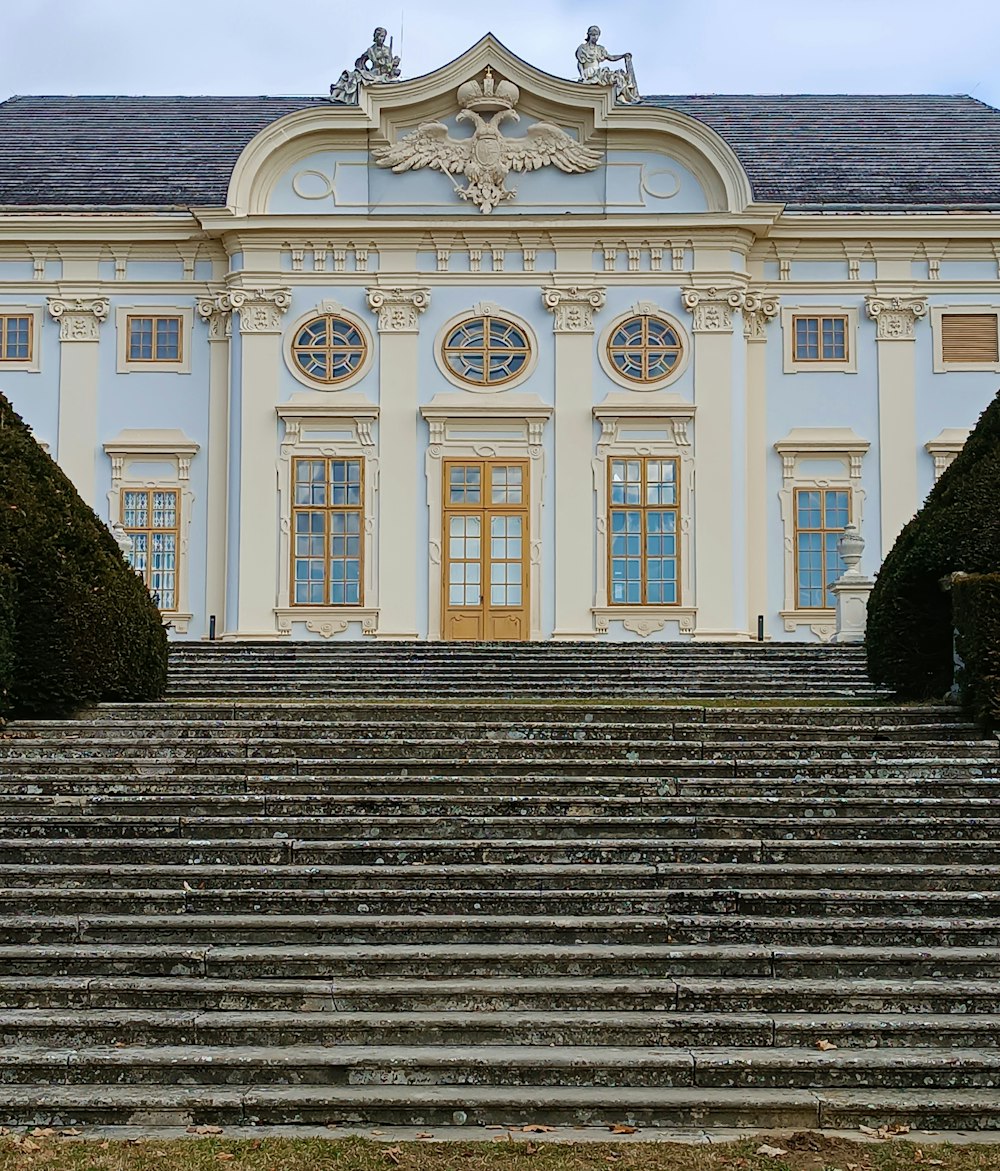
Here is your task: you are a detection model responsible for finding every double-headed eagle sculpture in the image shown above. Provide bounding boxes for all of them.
[373,69,602,214]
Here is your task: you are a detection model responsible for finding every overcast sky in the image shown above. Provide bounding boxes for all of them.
[2,0,999,107]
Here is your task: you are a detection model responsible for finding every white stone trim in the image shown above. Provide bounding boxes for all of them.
[420,392,553,642]
[115,305,194,374]
[432,303,539,394]
[275,397,380,636]
[925,428,970,482]
[0,304,43,373]
[592,392,697,635]
[780,306,859,374]
[103,428,200,633]
[930,305,1000,373]
[773,428,869,640]
[281,300,375,392]
[597,303,691,392]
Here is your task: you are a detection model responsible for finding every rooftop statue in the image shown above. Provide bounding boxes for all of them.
[329,26,402,104]
[575,25,639,104]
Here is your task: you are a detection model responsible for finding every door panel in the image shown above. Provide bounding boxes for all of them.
[442,460,529,641]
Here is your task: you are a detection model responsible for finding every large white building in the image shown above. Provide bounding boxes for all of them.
[2,35,999,642]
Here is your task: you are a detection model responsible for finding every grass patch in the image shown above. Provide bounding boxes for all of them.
[4,1135,1000,1171]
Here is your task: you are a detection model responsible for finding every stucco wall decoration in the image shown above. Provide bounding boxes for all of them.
[372,68,602,213]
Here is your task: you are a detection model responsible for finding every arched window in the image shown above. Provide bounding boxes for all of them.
[607,315,684,384]
[291,314,367,385]
[442,315,531,387]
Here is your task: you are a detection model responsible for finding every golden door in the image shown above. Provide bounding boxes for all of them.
[442,459,530,641]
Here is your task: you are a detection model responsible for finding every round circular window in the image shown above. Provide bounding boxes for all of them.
[291,314,367,385]
[607,314,684,384]
[442,315,531,388]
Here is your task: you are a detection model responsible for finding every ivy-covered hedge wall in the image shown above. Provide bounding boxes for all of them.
[866,390,1000,698]
[952,572,1000,728]
[0,392,168,718]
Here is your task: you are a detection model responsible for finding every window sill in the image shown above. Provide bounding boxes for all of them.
[593,605,696,636]
[275,606,378,637]
[779,608,836,641]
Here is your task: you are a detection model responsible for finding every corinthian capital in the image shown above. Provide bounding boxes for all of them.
[681,287,746,334]
[220,287,292,334]
[366,286,431,333]
[541,286,606,333]
[742,290,780,342]
[865,295,928,341]
[46,295,110,342]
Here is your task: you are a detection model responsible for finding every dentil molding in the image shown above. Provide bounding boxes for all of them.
[366,287,431,333]
[46,296,110,342]
[541,286,606,333]
[865,295,928,341]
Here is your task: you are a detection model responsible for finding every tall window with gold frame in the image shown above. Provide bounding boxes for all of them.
[608,457,681,605]
[794,487,849,608]
[291,457,364,606]
[121,488,180,611]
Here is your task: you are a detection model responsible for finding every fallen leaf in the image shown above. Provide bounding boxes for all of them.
[58,1129,81,1137]
[415,1132,434,1139]
[99,1140,111,1150]
[29,1129,56,1138]
[0,1128,9,1137]
[371,1129,384,1136]
[216,1155,235,1163]
[609,1124,638,1134]
[756,1144,788,1158]
[20,1139,41,1152]
[384,1147,402,1165]
[525,1142,540,1156]
[520,1124,556,1133]
[816,1039,838,1051]
[859,1123,910,1140]
[187,1126,224,1136]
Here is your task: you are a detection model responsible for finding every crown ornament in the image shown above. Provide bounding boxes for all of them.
[456,68,520,113]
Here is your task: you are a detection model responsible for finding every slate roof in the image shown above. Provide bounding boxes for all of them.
[0,92,998,212]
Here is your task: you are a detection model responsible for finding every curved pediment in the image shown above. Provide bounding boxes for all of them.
[226,34,756,218]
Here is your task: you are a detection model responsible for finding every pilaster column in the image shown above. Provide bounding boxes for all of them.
[366,286,430,639]
[681,286,752,641]
[542,285,606,639]
[743,291,780,636]
[223,287,291,638]
[46,295,110,501]
[196,293,233,636]
[865,295,928,555]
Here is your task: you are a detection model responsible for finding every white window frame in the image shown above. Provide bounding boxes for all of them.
[597,303,690,392]
[931,306,1000,372]
[0,304,43,372]
[592,392,697,637]
[115,305,193,374]
[774,428,869,641]
[275,398,380,637]
[781,306,858,374]
[282,300,375,392]
[103,429,200,633]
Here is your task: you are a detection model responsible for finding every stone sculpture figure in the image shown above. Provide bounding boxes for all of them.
[575,25,639,104]
[329,26,402,104]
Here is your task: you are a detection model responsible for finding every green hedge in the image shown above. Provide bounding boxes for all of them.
[0,392,168,718]
[866,389,1000,697]
[0,564,14,721]
[952,573,1000,728]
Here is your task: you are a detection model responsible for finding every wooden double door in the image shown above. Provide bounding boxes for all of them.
[442,459,529,641]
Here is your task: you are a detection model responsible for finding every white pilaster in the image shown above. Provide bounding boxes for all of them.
[542,285,606,640]
[366,286,430,640]
[865,295,928,556]
[46,295,110,501]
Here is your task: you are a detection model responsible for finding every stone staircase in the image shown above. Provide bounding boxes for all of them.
[1,642,999,1131]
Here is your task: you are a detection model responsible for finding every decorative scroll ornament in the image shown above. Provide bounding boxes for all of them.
[330,26,401,104]
[196,293,233,341]
[373,68,602,214]
[46,296,110,342]
[742,290,780,342]
[220,288,292,334]
[366,286,431,333]
[541,286,607,333]
[681,287,746,334]
[865,295,928,340]
[575,26,639,104]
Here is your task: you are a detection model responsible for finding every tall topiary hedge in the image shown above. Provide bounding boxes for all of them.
[952,572,1000,728]
[866,388,1000,697]
[0,564,14,721]
[0,392,168,717]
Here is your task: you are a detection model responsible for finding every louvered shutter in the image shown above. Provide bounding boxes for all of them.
[941,314,1000,363]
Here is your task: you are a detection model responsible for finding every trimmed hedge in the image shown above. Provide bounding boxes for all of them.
[0,564,14,721]
[0,392,167,718]
[952,573,1000,728]
[866,389,1000,698]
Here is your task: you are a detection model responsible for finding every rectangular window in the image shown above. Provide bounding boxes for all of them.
[609,457,680,605]
[126,315,182,362]
[941,313,999,364]
[292,457,363,606]
[122,488,179,611]
[0,315,32,362]
[795,488,849,609]
[793,315,848,362]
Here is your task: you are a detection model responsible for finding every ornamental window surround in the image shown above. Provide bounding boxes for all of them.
[127,315,182,363]
[291,456,364,607]
[597,305,689,392]
[931,306,1000,372]
[115,306,194,374]
[793,487,850,609]
[608,457,681,606]
[781,307,859,374]
[0,306,42,372]
[434,306,538,393]
[282,303,375,392]
[122,487,181,612]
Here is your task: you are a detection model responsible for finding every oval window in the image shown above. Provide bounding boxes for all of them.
[442,316,531,387]
[291,314,367,385]
[607,315,684,383]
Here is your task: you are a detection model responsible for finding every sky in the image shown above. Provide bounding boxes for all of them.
[1,0,1000,108]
